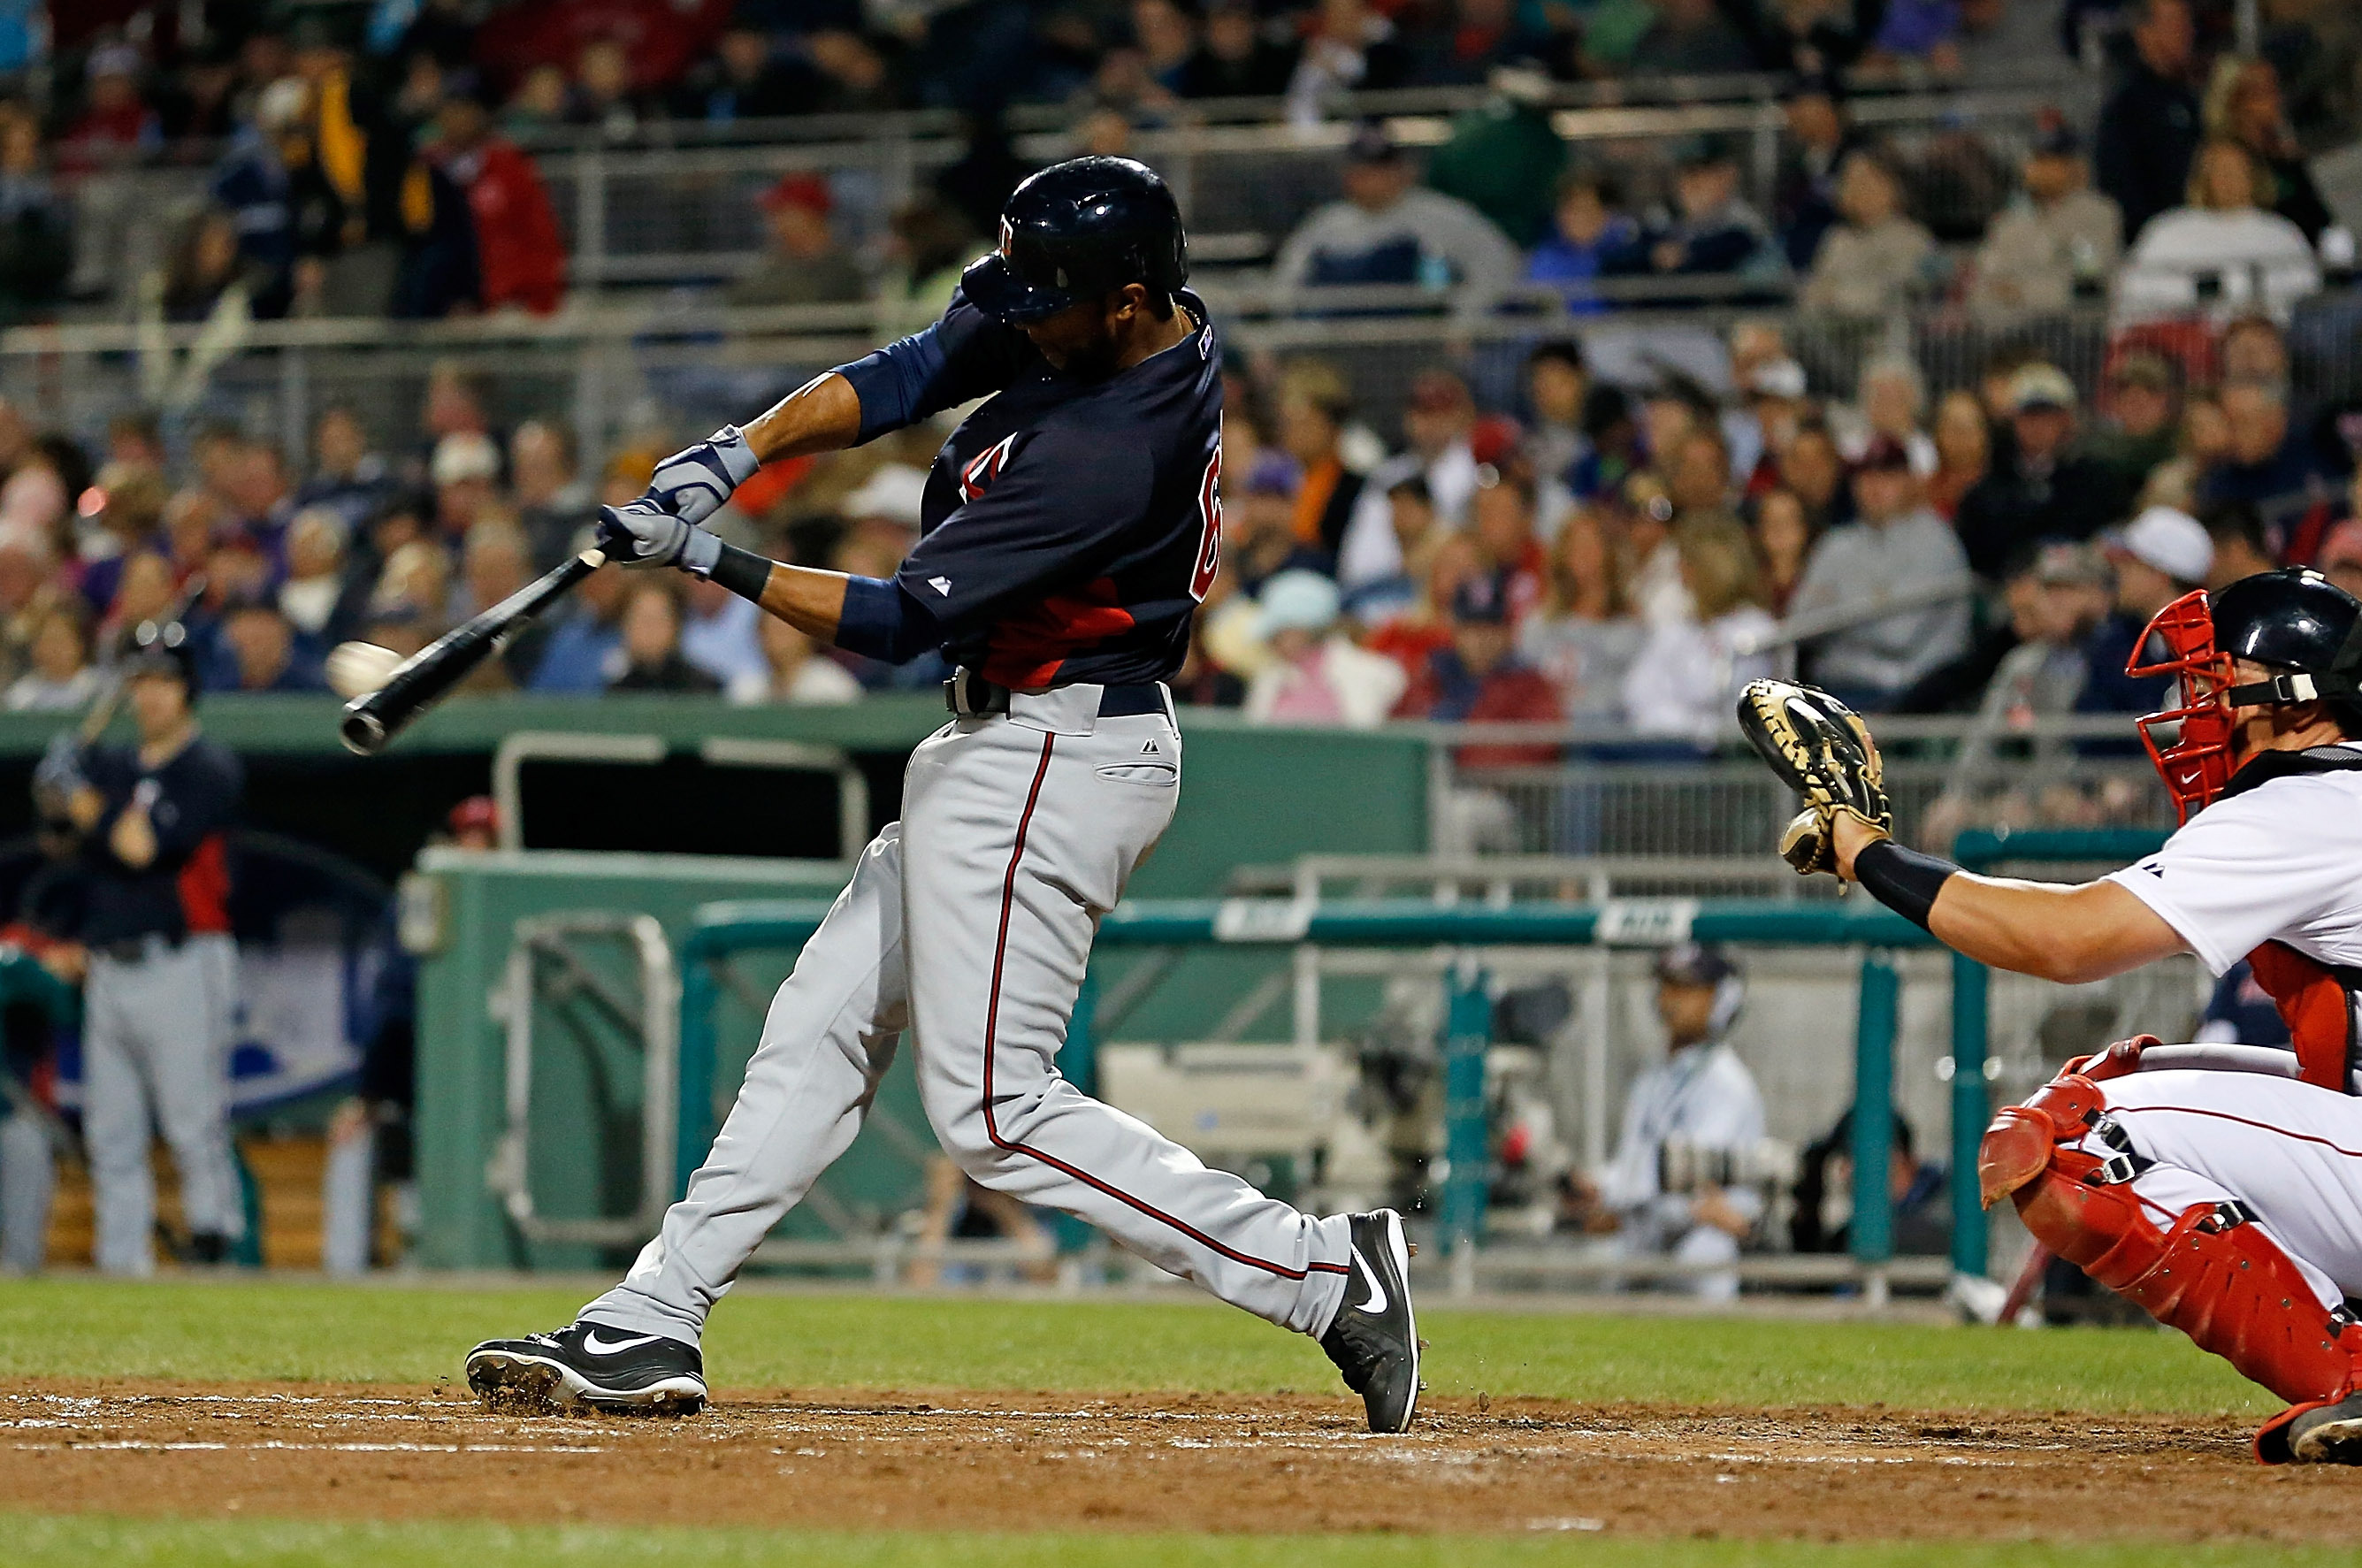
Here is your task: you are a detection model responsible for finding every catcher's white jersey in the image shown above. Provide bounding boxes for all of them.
[2103,741,2362,975]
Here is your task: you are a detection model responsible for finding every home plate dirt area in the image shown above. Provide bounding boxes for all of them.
[2,1382,2356,1541]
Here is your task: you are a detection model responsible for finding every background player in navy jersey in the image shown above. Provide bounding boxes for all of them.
[467,157,1420,1434]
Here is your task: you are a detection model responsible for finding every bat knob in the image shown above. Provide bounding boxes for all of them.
[339,705,389,757]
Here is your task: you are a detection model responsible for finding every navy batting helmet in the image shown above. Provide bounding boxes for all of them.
[2213,568,2362,724]
[124,617,201,696]
[959,157,1188,325]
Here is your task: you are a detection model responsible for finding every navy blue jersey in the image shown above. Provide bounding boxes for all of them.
[77,734,242,946]
[837,287,1224,688]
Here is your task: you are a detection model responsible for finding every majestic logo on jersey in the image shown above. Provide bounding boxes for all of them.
[959,433,1020,503]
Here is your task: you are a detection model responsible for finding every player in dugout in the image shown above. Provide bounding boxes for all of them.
[1740,566,2362,1464]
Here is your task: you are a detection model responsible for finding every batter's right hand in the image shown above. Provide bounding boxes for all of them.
[598,500,722,575]
[646,425,760,526]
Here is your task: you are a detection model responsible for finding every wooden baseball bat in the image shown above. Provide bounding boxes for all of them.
[339,548,606,756]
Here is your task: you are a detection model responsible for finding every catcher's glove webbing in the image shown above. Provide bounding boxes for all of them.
[1735,678,1892,876]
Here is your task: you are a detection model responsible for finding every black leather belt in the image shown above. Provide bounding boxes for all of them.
[944,671,1169,719]
[101,932,184,963]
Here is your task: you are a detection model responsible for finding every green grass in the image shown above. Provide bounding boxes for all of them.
[11,1518,2362,1568]
[0,1275,2272,1415]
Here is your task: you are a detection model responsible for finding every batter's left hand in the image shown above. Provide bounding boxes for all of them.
[598,500,722,575]
[646,425,760,526]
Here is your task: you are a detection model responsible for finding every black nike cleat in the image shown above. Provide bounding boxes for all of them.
[465,1321,707,1415]
[1319,1209,1419,1433]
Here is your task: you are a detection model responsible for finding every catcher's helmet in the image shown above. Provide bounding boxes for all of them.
[124,617,201,696]
[959,157,1188,325]
[2129,567,2362,820]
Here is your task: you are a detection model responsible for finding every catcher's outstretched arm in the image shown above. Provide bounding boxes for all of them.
[1828,815,2187,984]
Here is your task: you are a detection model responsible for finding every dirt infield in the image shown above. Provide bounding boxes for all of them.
[0,1381,2346,1540]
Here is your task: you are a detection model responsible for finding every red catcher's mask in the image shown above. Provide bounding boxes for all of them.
[2129,587,2238,822]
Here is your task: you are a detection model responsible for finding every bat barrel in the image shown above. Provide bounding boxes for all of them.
[339,701,391,756]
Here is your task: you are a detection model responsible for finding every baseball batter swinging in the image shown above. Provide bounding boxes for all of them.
[1740,565,2362,1463]
[467,157,1420,1434]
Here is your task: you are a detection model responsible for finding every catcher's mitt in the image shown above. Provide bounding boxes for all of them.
[1735,678,1892,876]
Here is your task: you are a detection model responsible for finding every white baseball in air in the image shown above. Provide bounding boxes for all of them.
[326,641,405,700]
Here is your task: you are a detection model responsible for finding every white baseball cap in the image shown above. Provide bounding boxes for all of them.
[842,463,929,528]
[431,432,501,486]
[1257,570,1342,635]
[2106,506,2214,586]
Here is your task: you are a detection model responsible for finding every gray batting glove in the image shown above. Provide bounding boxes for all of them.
[597,500,723,575]
[646,425,760,526]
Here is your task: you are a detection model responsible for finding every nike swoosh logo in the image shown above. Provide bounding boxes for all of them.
[1353,1252,1388,1316]
[581,1329,662,1356]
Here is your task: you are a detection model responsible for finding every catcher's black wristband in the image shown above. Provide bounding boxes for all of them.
[707,540,776,604]
[1854,840,1959,931]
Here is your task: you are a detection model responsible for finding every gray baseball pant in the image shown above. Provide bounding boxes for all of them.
[0,1109,51,1273]
[84,938,246,1274]
[585,686,1353,1342]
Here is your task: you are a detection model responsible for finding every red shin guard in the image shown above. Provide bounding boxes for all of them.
[1982,1075,2362,1407]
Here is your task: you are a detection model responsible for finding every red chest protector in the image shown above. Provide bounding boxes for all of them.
[2216,744,2362,1094]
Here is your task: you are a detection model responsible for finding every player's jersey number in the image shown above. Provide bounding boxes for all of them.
[1190,439,1223,602]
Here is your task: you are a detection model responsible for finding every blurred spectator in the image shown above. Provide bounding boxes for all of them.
[294,406,391,532]
[388,147,480,319]
[2206,56,2333,242]
[58,42,162,173]
[1521,507,1643,724]
[1800,152,1937,318]
[4,604,101,711]
[159,42,243,155]
[369,538,450,630]
[2219,311,2292,386]
[1641,142,1782,289]
[430,90,566,317]
[2200,379,2334,530]
[1179,0,1299,97]
[1395,568,1564,744]
[1790,436,1972,709]
[608,580,722,693]
[529,555,627,692]
[1792,1106,1949,1258]
[1469,464,1548,617]
[880,198,977,332]
[1569,383,1643,503]
[805,30,904,116]
[1777,417,1853,533]
[279,507,363,645]
[1772,74,1863,271]
[674,22,806,123]
[1423,71,1567,248]
[681,576,768,692]
[458,519,547,684]
[157,204,264,325]
[1621,514,1775,746]
[0,108,67,326]
[103,551,179,654]
[1275,121,1515,310]
[2202,500,2278,589]
[431,432,501,540]
[2321,519,2362,601]
[1734,357,1806,496]
[1523,169,1643,314]
[2080,503,2214,713]
[502,65,572,138]
[1666,425,1735,520]
[1274,360,1364,559]
[1339,472,1441,624]
[1339,367,1480,592]
[728,613,860,705]
[1618,471,1689,627]
[1132,0,1202,95]
[1851,357,1936,476]
[1953,364,2135,578]
[1969,122,2123,316]
[569,37,650,140]
[1521,341,1589,522]
[730,172,866,309]
[220,600,325,692]
[77,464,168,617]
[1286,0,1413,120]
[1752,486,1818,612]
[2096,0,2203,242]
[1911,537,2112,720]
[511,419,596,571]
[1628,0,1756,75]
[1243,569,1405,726]
[2114,139,2321,327]
[2084,352,2182,495]
[209,77,344,318]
